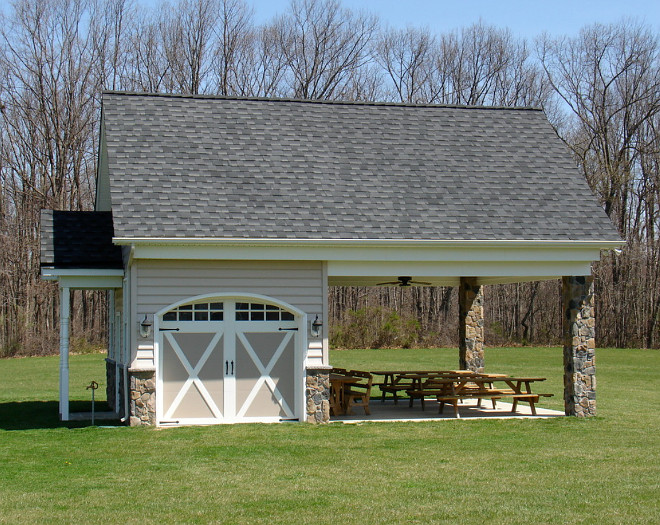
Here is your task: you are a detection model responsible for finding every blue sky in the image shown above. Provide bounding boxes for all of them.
[249,0,660,39]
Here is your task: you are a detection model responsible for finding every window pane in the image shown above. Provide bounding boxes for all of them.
[210,302,223,310]
[236,311,249,321]
[251,311,265,321]
[179,304,193,311]
[266,312,279,321]
[194,303,208,311]
[163,312,176,321]
[281,312,294,321]
[251,303,265,310]
[194,312,209,321]
[266,304,279,311]
[236,302,249,310]
[179,311,193,321]
[210,312,223,321]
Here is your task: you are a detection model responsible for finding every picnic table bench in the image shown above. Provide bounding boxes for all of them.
[406,375,553,417]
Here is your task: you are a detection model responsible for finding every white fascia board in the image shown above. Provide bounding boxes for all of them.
[41,268,124,289]
[327,260,593,279]
[113,237,624,249]
[116,237,622,266]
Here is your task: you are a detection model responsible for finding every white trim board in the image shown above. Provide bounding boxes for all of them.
[117,240,612,281]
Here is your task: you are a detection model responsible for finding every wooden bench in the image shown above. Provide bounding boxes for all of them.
[343,370,373,415]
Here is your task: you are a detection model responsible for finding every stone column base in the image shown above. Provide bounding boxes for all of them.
[129,370,156,426]
[562,276,596,417]
[305,366,331,423]
[459,277,485,372]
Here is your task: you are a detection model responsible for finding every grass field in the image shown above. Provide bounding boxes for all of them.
[0,348,659,524]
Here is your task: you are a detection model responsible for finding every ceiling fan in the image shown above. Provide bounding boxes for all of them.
[376,276,432,287]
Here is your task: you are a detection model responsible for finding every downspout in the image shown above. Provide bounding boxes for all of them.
[119,250,133,423]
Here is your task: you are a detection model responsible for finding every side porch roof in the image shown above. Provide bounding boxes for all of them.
[40,210,123,288]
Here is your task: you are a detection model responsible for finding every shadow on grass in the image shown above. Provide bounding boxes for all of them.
[0,401,123,430]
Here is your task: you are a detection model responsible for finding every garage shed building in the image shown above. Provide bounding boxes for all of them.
[41,92,622,426]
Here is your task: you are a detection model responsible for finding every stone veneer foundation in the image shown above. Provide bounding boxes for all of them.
[305,366,331,423]
[562,275,596,417]
[459,277,485,372]
[129,370,156,426]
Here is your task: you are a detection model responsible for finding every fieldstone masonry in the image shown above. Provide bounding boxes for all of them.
[305,366,331,423]
[129,370,156,426]
[562,275,596,417]
[459,277,485,372]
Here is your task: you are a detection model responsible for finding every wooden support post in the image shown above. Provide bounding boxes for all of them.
[59,286,70,421]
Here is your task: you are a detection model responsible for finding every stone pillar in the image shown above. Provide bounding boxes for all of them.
[562,276,596,417]
[305,366,331,423]
[129,370,156,426]
[459,277,484,372]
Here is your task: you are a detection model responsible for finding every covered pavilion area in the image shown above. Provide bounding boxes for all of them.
[323,248,609,420]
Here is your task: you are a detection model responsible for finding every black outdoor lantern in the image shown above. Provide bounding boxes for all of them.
[139,314,153,338]
[310,314,323,338]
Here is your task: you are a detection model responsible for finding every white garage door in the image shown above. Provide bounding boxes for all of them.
[157,298,300,425]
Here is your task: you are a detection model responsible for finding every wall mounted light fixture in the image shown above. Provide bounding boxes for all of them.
[310,314,323,338]
[139,314,152,338]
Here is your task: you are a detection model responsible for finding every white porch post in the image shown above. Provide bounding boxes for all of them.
[59,285,70,421]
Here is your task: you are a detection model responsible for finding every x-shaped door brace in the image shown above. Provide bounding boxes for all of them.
[164,330,224,419]
[235,330,294,418]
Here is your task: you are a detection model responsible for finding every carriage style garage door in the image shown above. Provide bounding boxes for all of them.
[157,297,301,425]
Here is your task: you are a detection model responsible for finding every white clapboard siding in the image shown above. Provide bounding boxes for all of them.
[132,259,324,370]
[137,260,323,314]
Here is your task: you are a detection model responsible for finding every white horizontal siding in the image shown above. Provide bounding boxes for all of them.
[137,259,324,315]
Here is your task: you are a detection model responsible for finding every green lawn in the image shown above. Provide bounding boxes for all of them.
[1,348,659,524]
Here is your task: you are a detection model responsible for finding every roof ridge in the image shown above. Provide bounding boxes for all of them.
[101,90,542,112]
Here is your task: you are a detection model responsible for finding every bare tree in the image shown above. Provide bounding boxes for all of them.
[276,0,378,100]
[209,0,253,95]
[539,20,660,347]
[161,0,219,94]
[374,27,441,103]
[0,0,105,355]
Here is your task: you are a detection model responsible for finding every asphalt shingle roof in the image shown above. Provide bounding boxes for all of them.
[101,92,621,242]
[40,210,123,269]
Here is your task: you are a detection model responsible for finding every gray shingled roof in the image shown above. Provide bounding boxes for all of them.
[40,210,123,269]
[101,92,620,242]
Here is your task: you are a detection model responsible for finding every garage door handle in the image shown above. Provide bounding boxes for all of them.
[225,361,229,375]
[159,328,180,332]
[278,327,298,331]
[231,361,234,375]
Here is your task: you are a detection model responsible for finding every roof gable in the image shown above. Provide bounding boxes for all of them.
[100,92,621,243]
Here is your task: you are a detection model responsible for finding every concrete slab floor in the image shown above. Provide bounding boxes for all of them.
[332,398,564,423]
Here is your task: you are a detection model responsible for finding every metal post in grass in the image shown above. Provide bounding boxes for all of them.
[86,381,99,425]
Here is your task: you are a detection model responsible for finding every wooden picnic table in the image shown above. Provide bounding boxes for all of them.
[371,370,444,404]
[406,374,552,417]
[329,373,360,416]
[371,370,477,404]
